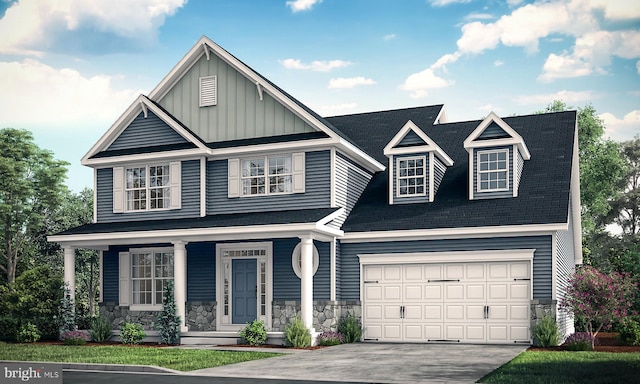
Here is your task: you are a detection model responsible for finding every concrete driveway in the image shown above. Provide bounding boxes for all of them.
[189,343,527,383]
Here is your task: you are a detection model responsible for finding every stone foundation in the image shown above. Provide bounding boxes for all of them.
[98,303,158,330]
[271,300,361,332]
[186,301,216,331]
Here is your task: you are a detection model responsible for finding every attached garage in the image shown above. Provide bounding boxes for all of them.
[360,250,534,344]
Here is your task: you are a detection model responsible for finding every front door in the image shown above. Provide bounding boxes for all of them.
[232,259,257,324]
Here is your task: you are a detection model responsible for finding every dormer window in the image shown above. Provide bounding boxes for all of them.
[397,156,426,196]
[477,149,509,192]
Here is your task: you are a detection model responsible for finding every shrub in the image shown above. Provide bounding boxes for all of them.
[239,319,268,346]
[317,331,345,346]
[337,314,362,343]
[90,316,112,343]
[0,317,20,342]
[618,318,640,346]
[60,330,91,345]
[532,314,561,347]
[120,323,146,345]
[58,284,76,334]
[154,280,181,345]
[16,322,40,343]
[564,332,595,351]
[284,317,311,348]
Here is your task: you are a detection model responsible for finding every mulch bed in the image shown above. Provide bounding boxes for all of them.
[528,333,640,353]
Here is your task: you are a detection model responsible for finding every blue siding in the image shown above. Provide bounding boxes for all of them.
[335,241,342,300]
[207,150,331,215]
[273,238,330,300]
[107,111,188,151]
[339,236,552,300]
[473,146,514,199]
[477,122,510,140]
[393,154,430,204]
[187,242,216,301]
[102,249,119,302]
[397,130,425,147]
[331,152,372,228]
[96,160,201,222]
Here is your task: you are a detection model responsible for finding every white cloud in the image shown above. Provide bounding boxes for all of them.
[0,0,186,55]
[507,0,524,6]
[0,59,140,129]
[279,58,352,72]
[383,34,397,41]
[317,103,358,116]
[456,21,502,54]
[494,60,504,67]
[585,0,640,20]
[328,77,376,89]
[429,0,471,6]
[600,110,640,142]
[464,13,494,21]
[477,104,499,113]
[400,68,452,99]
[539,30,640,82]
[286,0,322,13]
[515,90,596,105]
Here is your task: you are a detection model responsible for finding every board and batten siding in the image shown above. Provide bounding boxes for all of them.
[107,111,188,151]
[157,52,315,143]
[330,151,372,228]
[206,150,331,215]
[272,238,330,301]
[473,145,514,199]
[392,153,431,204]
[96,160,201,222]
[187,242,216,301]
[338,235,553,301]
[556,197,576,336]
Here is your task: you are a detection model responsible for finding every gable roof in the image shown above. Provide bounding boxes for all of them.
[339,110,577,232]
[82,95,208,165]
[464,111,531,160]
[383,120,454,166]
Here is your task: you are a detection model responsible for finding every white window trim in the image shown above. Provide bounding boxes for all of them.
[292,243,319,278]
[241,154,293,197]
[476,149,510,193]
[396,155,427,197]
[215,242,273,331]
[124,163,172,212]
[128,247,174,312]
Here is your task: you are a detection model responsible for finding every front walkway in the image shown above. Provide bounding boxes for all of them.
[188,343,527,383]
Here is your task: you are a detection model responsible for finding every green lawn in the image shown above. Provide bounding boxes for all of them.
[479,351,640,384]
[0,343,282,372]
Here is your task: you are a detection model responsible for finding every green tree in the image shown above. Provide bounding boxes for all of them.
[0,128,68,284]
[609,138,640,236]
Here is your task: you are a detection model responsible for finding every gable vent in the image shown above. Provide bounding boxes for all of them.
[199,75,217,107]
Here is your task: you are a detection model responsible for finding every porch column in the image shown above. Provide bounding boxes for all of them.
[63,247,76,303]
[299,236,314,331]
[172,241,188,332]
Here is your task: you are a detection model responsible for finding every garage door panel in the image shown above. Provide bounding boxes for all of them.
[384,266,402,281]
[365,266,383,281]
[425,305,443,320]
[466,264,485,279]
[445,304,464,320]
[488,325,508,342]
[488,284,508,300]
[365,304,383,320]
[510,284,529,299]
[364,285,383,301]
[510,263,530,279]
[466,284,485,300]
[383,325,402,340]
[424,285,442,301]
[383,285,402,300]
[445,325,464,340]
[404,324,423,340]
[425,325,443,340]
[404,285,423,300]
[384,305,401,320]
[424,264,443,279]
[510,305,529,320]
[365,324,382,339]
[466,305,486,320]
[488,263,508,279]
[446,284,464,300]
[404,305,422,320]
[510,325,530,341]
[467,325,486,341]
[404,265,423,281]
[488,305,508,320]
[445,264,464,279]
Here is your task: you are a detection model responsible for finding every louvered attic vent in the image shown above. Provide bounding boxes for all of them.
[199,75,217,107]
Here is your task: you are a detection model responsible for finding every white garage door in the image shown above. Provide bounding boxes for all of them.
[363,261,531,344]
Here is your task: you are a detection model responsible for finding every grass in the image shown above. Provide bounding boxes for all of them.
[0,343,282,372]
[479,351,640,384]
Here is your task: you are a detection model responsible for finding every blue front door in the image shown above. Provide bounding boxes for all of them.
[232,259,257,324]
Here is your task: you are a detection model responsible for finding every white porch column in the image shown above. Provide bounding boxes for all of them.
[63,247,76,303]
[172,241,188,332]
[299,236,314,331]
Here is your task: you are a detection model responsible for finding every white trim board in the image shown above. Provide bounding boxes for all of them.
[358,249,536,265]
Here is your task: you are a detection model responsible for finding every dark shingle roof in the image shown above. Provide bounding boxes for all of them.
[331,109,577,232]
[56,208,339,235]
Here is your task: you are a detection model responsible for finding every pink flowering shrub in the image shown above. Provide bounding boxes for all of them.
[564,332,596,351]
[560,266,637,348]
[317,331,345,346]
[60,329,91,345]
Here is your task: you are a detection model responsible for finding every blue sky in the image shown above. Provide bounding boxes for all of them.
[0,0,638,192]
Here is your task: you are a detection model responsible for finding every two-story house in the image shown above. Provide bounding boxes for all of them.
[49,36,581,345]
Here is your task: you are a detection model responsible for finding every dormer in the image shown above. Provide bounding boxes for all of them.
[383,120,453,205]
[464,112,531,200]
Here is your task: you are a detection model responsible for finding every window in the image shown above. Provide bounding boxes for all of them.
[397,156,426,196]
[125,165,170,211]
[478,149,509,191]
[242,155,292,196]
[131,250,173,306]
